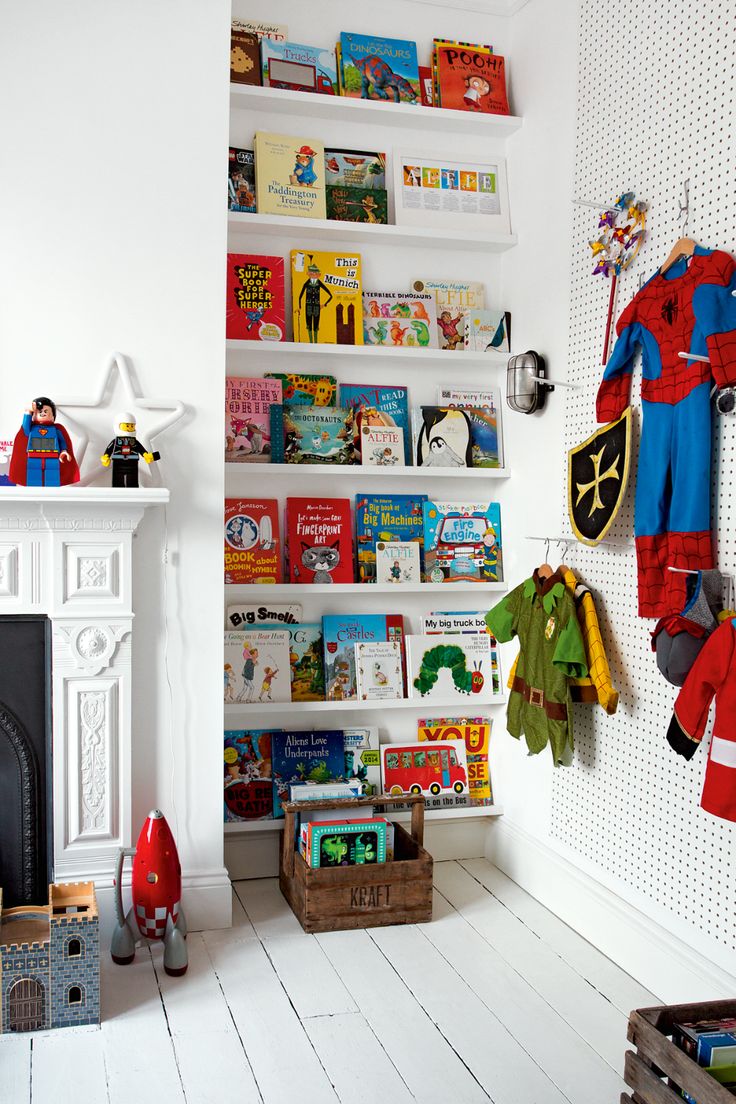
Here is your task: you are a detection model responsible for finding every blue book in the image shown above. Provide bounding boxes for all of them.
[422,500,503,583]
[339,33,419,104]
[271,730,346,819]
[354,494,426,583]
[339,383,411,465]
[323,613,405,700]
[270,404,355,464]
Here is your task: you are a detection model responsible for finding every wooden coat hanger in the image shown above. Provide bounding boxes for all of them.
[659,237,697,275]
[538,538,553,580]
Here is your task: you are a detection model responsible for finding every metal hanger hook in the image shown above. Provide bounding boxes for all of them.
[679,178,690,238]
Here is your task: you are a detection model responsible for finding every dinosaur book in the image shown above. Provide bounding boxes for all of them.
[361,291,438,349]
[338,32,420,104]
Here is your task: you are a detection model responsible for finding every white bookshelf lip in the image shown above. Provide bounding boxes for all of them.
[224,695,508,715]
[226,462,509,480]
[224,803,504,833]
[226,339,511,363]
[224,581,508,593]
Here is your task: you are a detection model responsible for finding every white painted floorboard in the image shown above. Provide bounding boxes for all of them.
[0,860,656,1104]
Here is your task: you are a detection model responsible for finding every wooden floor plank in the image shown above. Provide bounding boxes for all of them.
[0,1035,31,1104]
[304,1012,414,1104]
[171,1027,262,1104]
[27,1029,108,1104]
[234,877,305,939]
[152,934,238,1036]
[261,934,358,1019]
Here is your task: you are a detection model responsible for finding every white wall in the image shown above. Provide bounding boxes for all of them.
[0,0,232,929]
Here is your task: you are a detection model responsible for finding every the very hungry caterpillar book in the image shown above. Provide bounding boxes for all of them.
[355,494,426,583]
[225,375,282,461]
[224,498,281,585]
[406,634,496,702]
[284,498,354,584]
[323,613,405,700]
[271,730,346,818]
[291,249,363,345]
[226,256,286,342]
[270,403,355,465]
[254,131,327,220]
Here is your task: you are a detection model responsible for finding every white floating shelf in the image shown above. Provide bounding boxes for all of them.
[226,462,509,481]
[224,803,504,834]
[230,83,523,139]
[224,582,507,594]
[225,695,508,716]
[226,339,510,364]
[228,212,517,253]
[0,487,170,505]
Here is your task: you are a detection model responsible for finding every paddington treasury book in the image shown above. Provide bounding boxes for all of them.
[225,255,286,342]
[284,497,354,584]
[254,131,327,220]
[224,498,281,585]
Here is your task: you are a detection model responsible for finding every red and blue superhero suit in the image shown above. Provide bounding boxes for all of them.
[9,413,79,487]
[596,247,736,618]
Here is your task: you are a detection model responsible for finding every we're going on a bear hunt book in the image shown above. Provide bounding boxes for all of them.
[254,131,327,220]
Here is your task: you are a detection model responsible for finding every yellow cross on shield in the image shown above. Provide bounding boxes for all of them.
[567,408,631,546]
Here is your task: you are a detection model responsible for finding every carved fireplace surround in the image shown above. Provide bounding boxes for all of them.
[0,486,168,887]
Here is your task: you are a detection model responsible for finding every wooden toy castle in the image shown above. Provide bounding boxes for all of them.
[0,882,100,1033]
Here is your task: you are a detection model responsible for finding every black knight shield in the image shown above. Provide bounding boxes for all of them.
[568,408,631,546]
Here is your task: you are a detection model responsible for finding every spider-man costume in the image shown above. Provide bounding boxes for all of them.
[597,247,736,618]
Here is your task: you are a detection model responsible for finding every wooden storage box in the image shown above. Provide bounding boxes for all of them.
[279,794,432,934]
[624,999,736,1104]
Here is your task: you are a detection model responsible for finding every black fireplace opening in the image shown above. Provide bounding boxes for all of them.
[0,615,53,908]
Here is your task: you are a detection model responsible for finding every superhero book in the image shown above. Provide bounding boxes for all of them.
[323,613,405,700]
[344,726,381,795]
[418,716,493,805]
[290,249,363,345]
[338,33,420,105]
[362,292,438,349]
[224,730,277,822]
[354,493,426,583]
[262,622,325,702]
[254,132,327,220]
[413,407,473,468]
[228,148,256,213]
[271,729,346,818]
[270,403,356,465]
[265,371,337,406]
[433,42,509,115]
[226,602,302,629]
[225,375,282,461]
[422,500,503,583]
[261,40,338,95]
[224,498,281,585]
[284,497,354,584]
[338,383,410,465]
[225,255,286,342]
[224,629,292,705]
[406,634,496,702]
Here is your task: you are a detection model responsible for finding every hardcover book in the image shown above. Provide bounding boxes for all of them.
[338,383,410,465]
[375,540,421,584]
[224,498,281,585]
[355,640,403,700]
[225,375,282,461]
[284,497,354,584]
[230,26,262,86]
[338,32,420,105]
[422,612,501,693]
[261,39,338,95]
[381,740,469,798]
[463,309,511,352]
[228,148,256,212]
[422,500,503,583]
[360,425,404,466]
[265,371,337,406]
[354,493,426,583]
[326,185,389,225]
[254,132,327,220]
[307,820,387,867]
[323,613,405,700]
[291,249,363,344]
[418,64,434,106]
[270,403,356,465]
[414,407,473,468]
[344,726,381,794]
[224,629,292,704]
[224,730,276,822]
[436,388,503,469]
[435,47,509,115]
[226,255,286,342]
[262,622,324,702]
[325,149,386,189]
[406,633,496,702]
[232,19,287,42]
[227,602,302,629]
[412,279,485,351]
[418,716,493,805]
[271,729,347,818]
[362,291,437,349]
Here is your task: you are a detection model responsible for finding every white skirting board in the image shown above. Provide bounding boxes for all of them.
[486,820,736,1004]
[92,868,233,939]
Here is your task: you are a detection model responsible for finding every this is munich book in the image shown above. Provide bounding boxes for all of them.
[254,132,326,220]
[422,500,503,583]
[361,291,437,350]
[226,254,286,341]
[224,498,281,585]
[265,371,337,406]
[323,613,405,700]
[228,148,256,212]
[224,729,277,822]
[338,383,410,464]
[225,375,282,462]
[338,33,420,104]
[284,497,354,584]
[355,493,426,583]
[261,39,338,95]
[290,249,363,345]
[270,403,356,465]
[271,730,346,818]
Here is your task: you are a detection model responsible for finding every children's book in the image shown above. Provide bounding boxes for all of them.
[418,716,493,805]
[290,781,364,801]
[344,727,381,794]
[271,730,346,818]
[224,629,292,705]
[270,403,356,465]
[224,499,281,584]
[261,622,325,701]
[326,185,389,225]
[406,633,496,702]
[232,19,287,43]
[291,249,363,344]
[325,149,386,189]
[226,256,286,341]
[265,371,337,406]
[225,375,282,461]
[224,730,276,821]
[261,40,338,95]
[284,498,354,584]
[323,613,405,700]
[422,612,501,693]
[435,46,509,114]
[463,309,511,352]
[230,26,262,86]
[354,494,426,583]
[436,387,503,469]
[362,292,438,349]
[418,65,434,106]
[228,148,256,212]
[422,500,503,583]
[414,407,473,468]
[381,740,469,798]
[360,425,404,466]
[375,540,421,584]
[355,641,403,701]
[307,820,387,867]
[338,383,410,465]
[0,437,13,485]
[227,602,302,629]
[338,32,420,105]
[412,279,485,350]
[254,132,327,220]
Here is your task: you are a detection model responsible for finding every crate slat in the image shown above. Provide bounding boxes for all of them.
[624,1052,682,1104]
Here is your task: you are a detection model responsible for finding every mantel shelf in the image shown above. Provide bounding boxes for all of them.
[226,340,511,364]
[0,487,170,506]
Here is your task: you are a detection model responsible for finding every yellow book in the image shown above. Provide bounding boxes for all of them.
[254,131,326,219]
[291,249,364,345]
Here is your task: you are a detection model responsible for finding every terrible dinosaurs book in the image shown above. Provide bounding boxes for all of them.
[225,255,286,341]
[254,132,326,220]
[290,249,363,345]
[361,292,438,349]
[338,33,419,104]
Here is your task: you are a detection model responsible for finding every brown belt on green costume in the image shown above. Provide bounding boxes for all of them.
[511,676,567,721]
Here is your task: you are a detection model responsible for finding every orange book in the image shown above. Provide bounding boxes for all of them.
[435,44,509,115]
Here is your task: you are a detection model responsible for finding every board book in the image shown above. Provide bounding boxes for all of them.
[230,26,262,86]
[362,291,437,349]
[224,498,281,585]
[284,498,354,584]
[338,383,410,465]
[228,148,256,212]
[225,375,282,462]
[406,633,496,702]
[271,403,355,465]
[291,249,363,345]
[344,727,381,795]
[355,493,426,583]
[227,602,302,629]
[265,371,336,407]
[355,640,403,701]
[254,132,327,220]
[463,309,511,352]
[375,540,421,584]
[422,500,502,583]
[262,622,324,702]
[323,613,405,700]
[338,32,420,105]
[412,279,485,351]
[418,717,493,805]
[226,256,286,342]
[381,740,469,798]
[261,39,338,95]
[224,730,276,822]
[271,729,346,818]
[224,629,292,705]
[360,425,404,466]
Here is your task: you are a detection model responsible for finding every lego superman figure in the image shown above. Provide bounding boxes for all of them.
[9,397,79,487]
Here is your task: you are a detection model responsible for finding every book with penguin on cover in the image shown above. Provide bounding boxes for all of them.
[254,131,327,220]
[284,497,354,584]
[226,255,285,341]
[291,249,363,345]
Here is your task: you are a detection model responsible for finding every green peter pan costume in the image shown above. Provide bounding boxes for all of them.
[485,569,588,765]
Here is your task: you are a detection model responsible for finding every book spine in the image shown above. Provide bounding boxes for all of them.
[270,403,284,464]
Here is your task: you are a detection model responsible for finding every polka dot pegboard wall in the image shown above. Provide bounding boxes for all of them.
[551,0,736,949]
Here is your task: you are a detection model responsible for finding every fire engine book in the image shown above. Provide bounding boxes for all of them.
[406,634,496,702]
[226,602,302,629]
[224,499,281,585]
[355,640,403,701]
[271,730,346,818]
[435,387,503,469]
[270,403,355,465]
[306,820,388,868]
[435,44,509,115]
[228,148,256,212]
[291,249,363,345]
[344,726,381,794]
[229,26,262,86]
[360,425,404,467]
[414,407,473,468]
[375,540,421,584]
[261,622,325,702]
[224,730,278,822]
[225,375,282,462]
[361,291,437,349]
[422,500,503,583]
[254,132,327,220]
[265,371,337,406]
[284,498,354,584]
[354,493,426,583]
[381,740,469,798]
[418,716,493,805]
[462,309,511,352]
[339,383,410,465]
[323,613,405,700]
[261,40,338,95]
[225,255,286,342]
[224,630,292,705]
[338,32,420,105]
[412,279,485,351]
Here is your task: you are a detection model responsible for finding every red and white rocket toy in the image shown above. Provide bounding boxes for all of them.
[111,809,188,976]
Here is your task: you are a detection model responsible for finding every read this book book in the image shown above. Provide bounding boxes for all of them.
[412,278,485,350]
[261,40,338,95]
[271,403,355,465]
[271,730,346,818]
[227,602,302,629]
[323,613,405,700]
[265,371,337,406]
[224,498,281,585]
[284,498,354,584]
[344,726,381,794]
[355,493,426,583]
[254,132,327,220]
[225,375,282,461]
[418,717,493,805]
[414,407,473,468]
[362,291,437,349]
[226,255,286,341]
[224,730,277,822]
[355,640,404,701]
[339,383,410,465]
[230,26,262,86]
[360,425,404,466]
[228,148,256,213]
[262,622,325,702]
[224,629,292,705]
[291,249,363,344]
[338,32,420,104]
[422,500,503,583]
[406,633,496,702]
[375,540,421,584]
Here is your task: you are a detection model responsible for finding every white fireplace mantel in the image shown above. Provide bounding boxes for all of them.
[0,486,169,885]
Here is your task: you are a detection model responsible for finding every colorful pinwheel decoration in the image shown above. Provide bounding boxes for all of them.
[589,191,647,363]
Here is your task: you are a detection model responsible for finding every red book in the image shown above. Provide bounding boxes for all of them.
[418,65,434,107]
[435,46,509,115]
[285,498,354,584]
[225,499,282,584]
[226,253,286,341]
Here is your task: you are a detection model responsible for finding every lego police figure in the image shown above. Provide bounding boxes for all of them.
[101,412,159,487]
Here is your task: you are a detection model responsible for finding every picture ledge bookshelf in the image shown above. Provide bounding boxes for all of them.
[225,340,511,363]
[225,803,504,835]
[225,464,510,481]
[225,582,508,594]
[225,696,509,716]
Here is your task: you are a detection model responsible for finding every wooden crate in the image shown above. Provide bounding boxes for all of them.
[279,794,432,934]
[624,999,736,1104]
